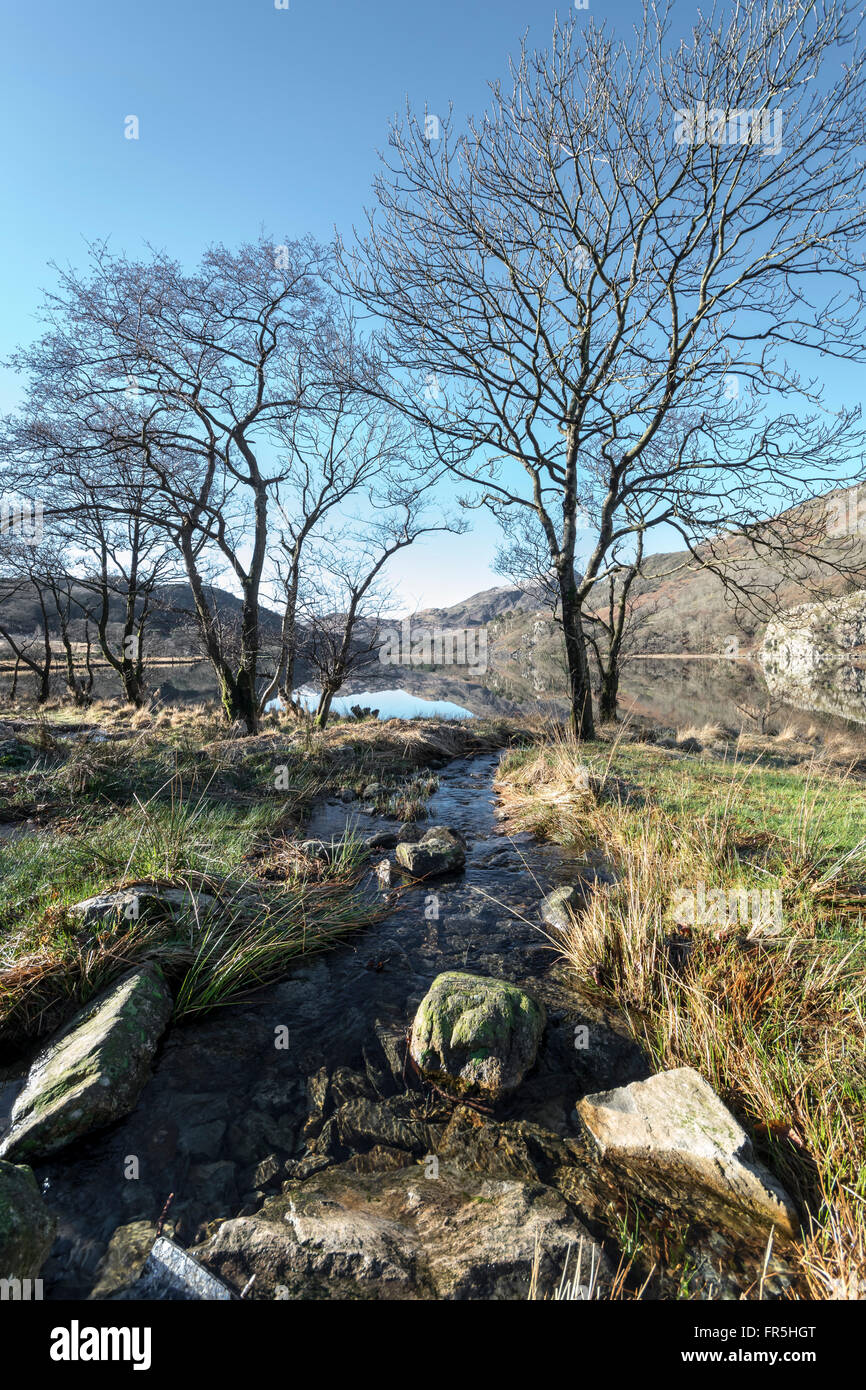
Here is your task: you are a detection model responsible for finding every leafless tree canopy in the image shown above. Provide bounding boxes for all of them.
[339,0,866,735]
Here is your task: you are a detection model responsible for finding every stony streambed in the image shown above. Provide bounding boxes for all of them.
[0,752,796,1300]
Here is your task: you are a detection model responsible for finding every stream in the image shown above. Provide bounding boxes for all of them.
[24,751,653,1299]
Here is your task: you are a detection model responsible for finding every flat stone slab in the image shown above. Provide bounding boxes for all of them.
[577,1066,799,1243]
[197,1161,608,1300]
[410,971,545,1100]
[117,1236,234,1301]
[0,966,174,1163]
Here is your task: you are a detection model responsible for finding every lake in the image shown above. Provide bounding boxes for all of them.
[290,686,476,721]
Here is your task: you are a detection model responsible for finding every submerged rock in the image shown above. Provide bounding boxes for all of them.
[0,1159,56,1280]
[197,1160,608,1300]
[0,966,174,1163]
[409,971,545,1100]
[576,1066,799,1243]
[396,826,466,877]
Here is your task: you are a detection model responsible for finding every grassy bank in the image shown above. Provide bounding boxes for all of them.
[497,725,866,1300]
[0,701,524,1053]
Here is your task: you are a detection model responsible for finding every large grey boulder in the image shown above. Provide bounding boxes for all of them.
[409,971,545,1100]
[197,1161,608,1300]
[0,966,174,1163]
[0,1159,56,1281]
[396,827,465,877]
[577,1067,799,1242]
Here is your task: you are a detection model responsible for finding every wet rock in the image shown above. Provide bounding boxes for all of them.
[364,829,399,852]
[541,885,578,931]
[344,1145,416,1175]
[227,1109,299,1165]
[71,882,215,926]
[576,1067,799,1243]
[300,838,345,864]
[197,1161,608,1301]
[335,1097,436,1156]
[89,1220,157,1299]
[409,972,545,1100]
[396,826,466,877]
[189,1161,237,1211]
[0,966,174,1163]
[252,1154,283,1190]
[0,1159,56,1280]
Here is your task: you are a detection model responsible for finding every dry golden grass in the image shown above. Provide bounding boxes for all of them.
[497,725,866,1300]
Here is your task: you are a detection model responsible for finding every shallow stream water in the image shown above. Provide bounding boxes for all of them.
[9,751,651,1298]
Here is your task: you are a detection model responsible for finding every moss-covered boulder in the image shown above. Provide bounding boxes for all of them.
[409,972,545,1099]
[0,966,174,1163]
[396,827,465,877]
[0,1159,56,1279]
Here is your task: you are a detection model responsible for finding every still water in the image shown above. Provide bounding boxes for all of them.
[290,686,475,721]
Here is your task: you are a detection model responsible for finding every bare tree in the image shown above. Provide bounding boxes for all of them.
[6,236,335,732]
[260,386,422,714]
[1,408,174,706]
[301,499,458,728]
[340,1,866,739]
[0,551,53,704]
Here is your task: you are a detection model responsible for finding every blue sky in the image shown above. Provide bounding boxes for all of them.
[3,0,598,607]
[0,0,861,609]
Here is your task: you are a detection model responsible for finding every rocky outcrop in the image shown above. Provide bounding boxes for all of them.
[0,966,174,1162]
[396,826,466,877]
[0,1159,56,1280]
[197,1160,609,1300]
[759,589,866,725]
[409,972,545,1100]
[577,1067,799,1243]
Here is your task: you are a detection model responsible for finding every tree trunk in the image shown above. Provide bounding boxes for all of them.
[559,581,595,740]
[598,664,619,724]
[315,687,335,729]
